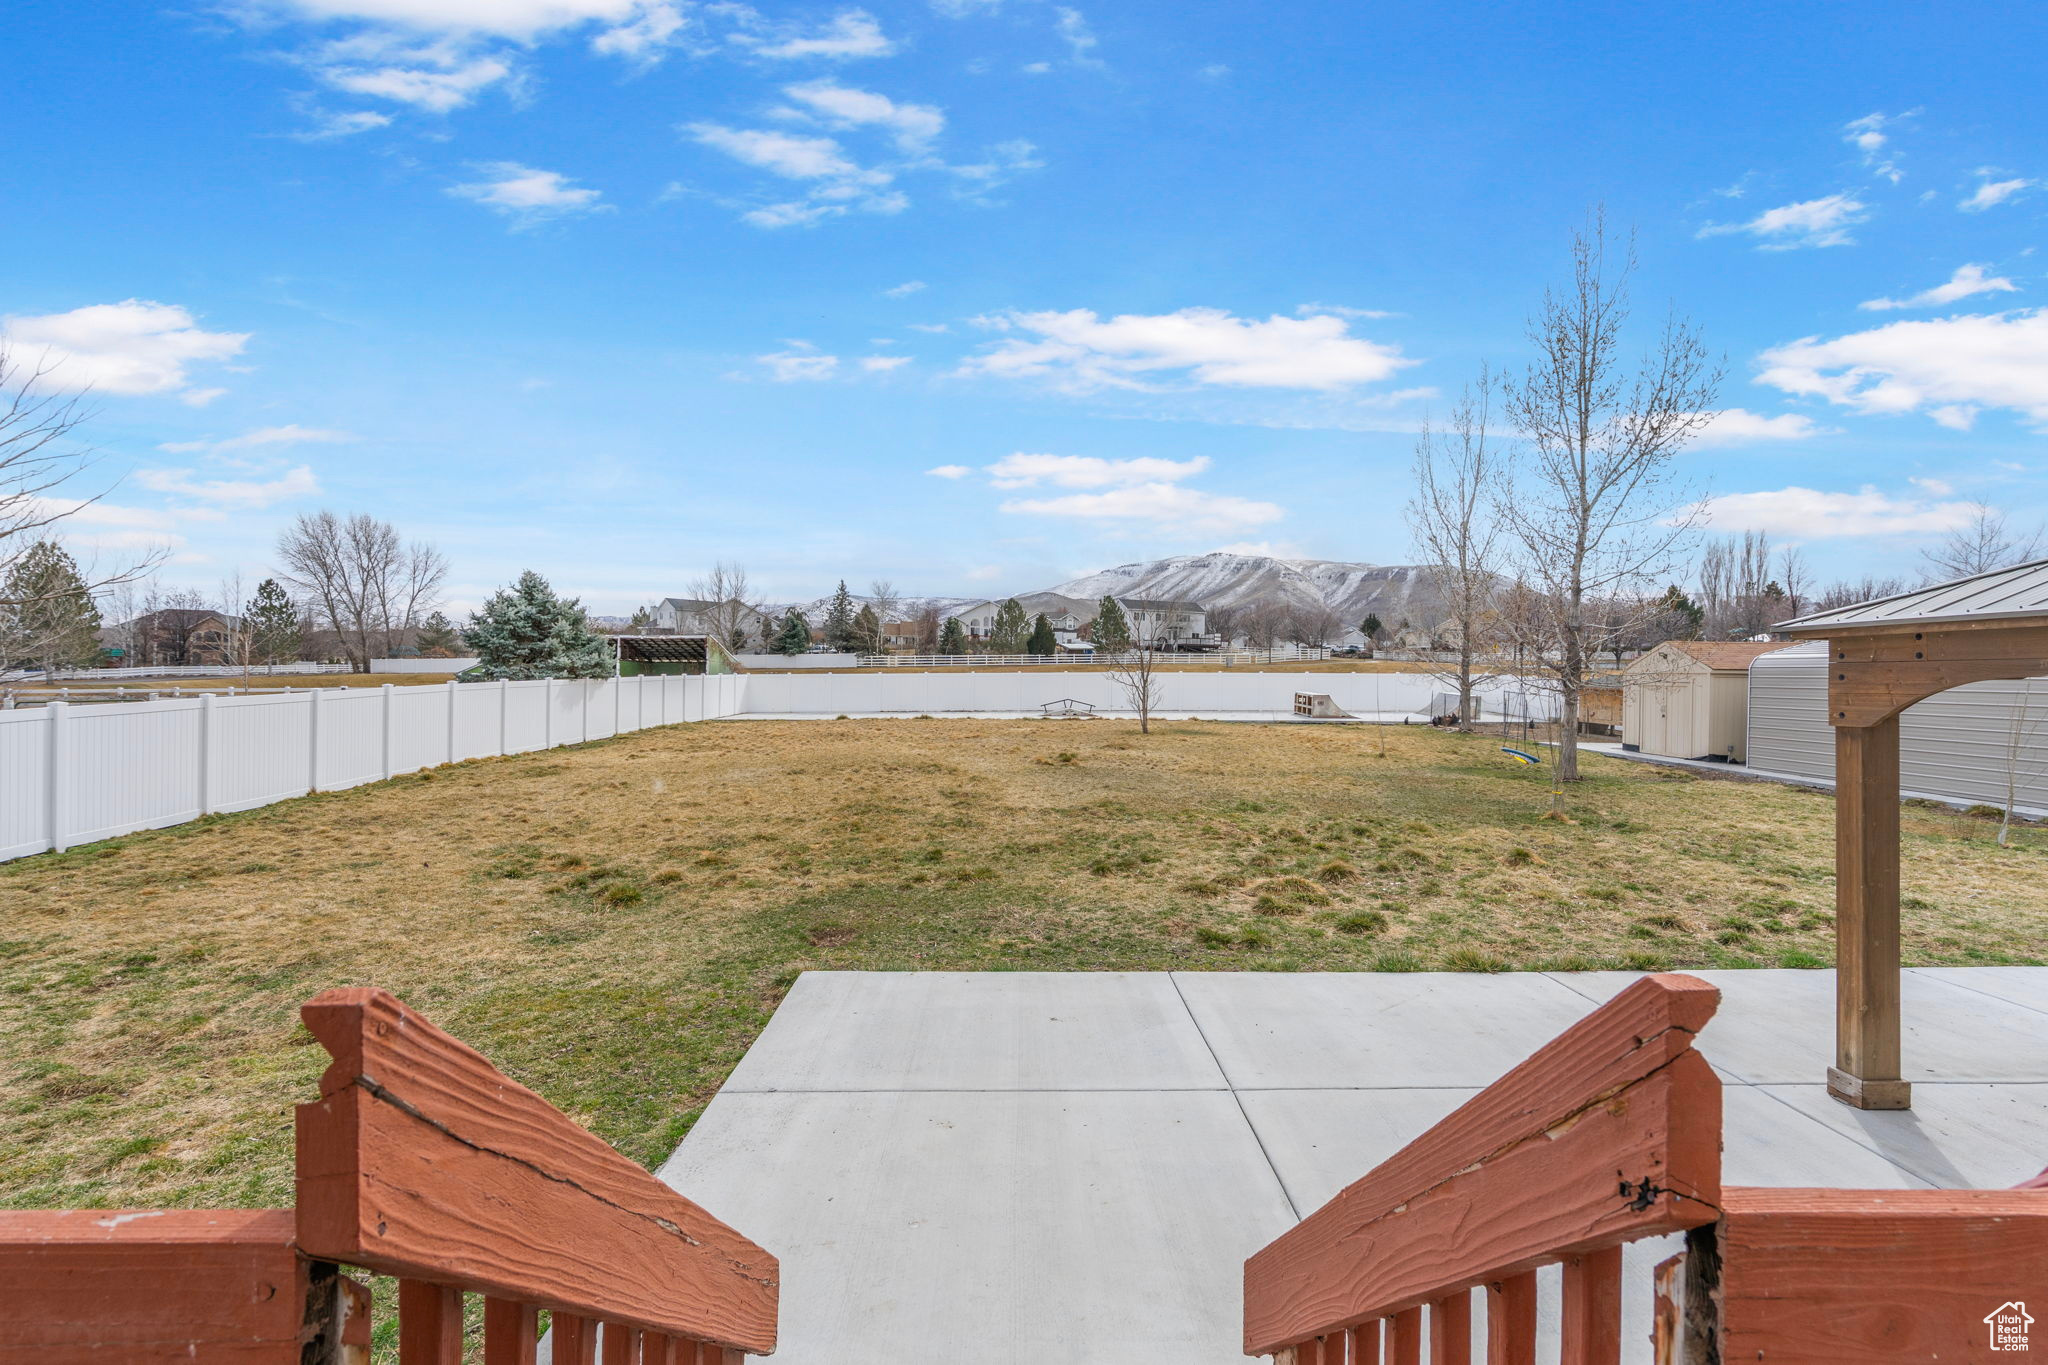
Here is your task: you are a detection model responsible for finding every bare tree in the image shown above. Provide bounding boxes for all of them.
[1204,601,1243,647]
[1999,680,2046,848]
[687,561,768,651]
[1921,504,2044,583]
[0,346,162,691]
[1238,600,1285,649]
[218,568,254,683]
[1777,545,1810,621]
[277,511,448,671]
[1284,602,1344,650]
[1815,573,1909,612]
[867,580,903,652]
[1406,368,1505,724]
[912,603,943,651]
[1497,212,1722,784]
[1104,641,1163,734]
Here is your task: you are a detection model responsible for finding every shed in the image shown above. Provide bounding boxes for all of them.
[612,635,735,676]
[1620,640,1794,762]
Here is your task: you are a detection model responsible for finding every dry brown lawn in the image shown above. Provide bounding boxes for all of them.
[4,718,2043,1219]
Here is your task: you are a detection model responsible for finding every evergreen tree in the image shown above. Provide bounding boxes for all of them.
[244,578,302,664]
[414,609,461,657]
[1,540,102,672]
[1361,613,1383,642]
[1651,585,1705,640]
[823,580,858,650]
[939,615,968,655]
[773,608,812,655]
[989,598,1029,653]
[1093,597,1131,653]
[852,603,882,654]
[628,604,656,632]
[1026,612,1057,655]
[464,571,611,680]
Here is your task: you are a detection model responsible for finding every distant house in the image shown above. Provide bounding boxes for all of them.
[652,598,772,644]
[945,594,1101,649]
[122,609,241,667]
[1114,597,1212,650]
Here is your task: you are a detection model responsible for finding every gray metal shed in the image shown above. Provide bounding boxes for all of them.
[1747,642,2048,815]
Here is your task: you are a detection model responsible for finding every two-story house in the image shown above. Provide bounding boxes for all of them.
[1113,597,1213,650]
[652,597,773,646]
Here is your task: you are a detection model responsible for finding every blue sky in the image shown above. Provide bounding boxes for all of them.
[9,0,2047,611]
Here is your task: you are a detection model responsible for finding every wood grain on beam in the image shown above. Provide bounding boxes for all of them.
[294,987,778,1352]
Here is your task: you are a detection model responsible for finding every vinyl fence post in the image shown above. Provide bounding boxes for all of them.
[46,701,68,853]
[498,678,509,756]
[381,683,395,780]
[198,692,216,815]
[544,679,555,749]
[307,687,323,793]
[446,679,458,764]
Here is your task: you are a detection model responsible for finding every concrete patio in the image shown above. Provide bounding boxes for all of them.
[657,968,2048,1364]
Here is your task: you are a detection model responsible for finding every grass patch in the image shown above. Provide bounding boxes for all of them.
[1,718,2042,1218]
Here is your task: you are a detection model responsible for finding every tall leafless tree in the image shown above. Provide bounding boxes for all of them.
[867,580,903,650]
[1105,640,1163,734]
[0,345,162,688]
[687,562,767,651]
[277,511,447,671]
[1497,212,1722,784]
[1921,503,2044,583]
[1406,368,1505,724]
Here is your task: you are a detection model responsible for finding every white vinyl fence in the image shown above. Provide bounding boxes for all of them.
[5,663,355,683]
[740,669,1556,718]
[0,673,746,861]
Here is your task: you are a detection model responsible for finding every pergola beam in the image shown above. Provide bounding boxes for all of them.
[1780,559,2048,1111]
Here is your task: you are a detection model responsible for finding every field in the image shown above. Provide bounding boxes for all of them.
[4,717,2044,1217]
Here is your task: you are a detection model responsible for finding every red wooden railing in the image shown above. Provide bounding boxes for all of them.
[1242,972,2048,1364]
[0,988,777,1363]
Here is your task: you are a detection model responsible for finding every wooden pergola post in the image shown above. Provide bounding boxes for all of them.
[1784,564,2048,1110]
[1829,715,1907,1109]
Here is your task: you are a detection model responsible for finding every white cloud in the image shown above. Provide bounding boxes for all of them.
[1909,476,1955,497]
[1960,176,2036,212]
[860,354,910,372]
[884,280,927,298]
[1020,61,1050,74]
[1001,483,1283,534]
[588,1,684,60]
[926,464,972,478]
[1297,301,1397,320]
[780,81,943,151]
[689,124,873,180]
[1053,7,1101,65]
[157,425,355,455]
[1698,193,1869,249]
[134,464,323,509]
[1697,485,1977,538]
[756,346,838,381]
[449,162,608,224]
[309,35,515,110]
[1,300,248,399]
[1756,309,2048,427]
[908,321,951,333]
[1860,263,2018,311]
[960,306,1413,392]
[737,9,894,59]
[1690,409,1835,447]
[1843,111,1911,183]
[293,109,395,139]
[985,453,1211,489]
[263,1,656,40]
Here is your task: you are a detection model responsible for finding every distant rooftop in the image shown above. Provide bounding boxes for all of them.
[1780,557,2048,633]
[1666,639,1798,670]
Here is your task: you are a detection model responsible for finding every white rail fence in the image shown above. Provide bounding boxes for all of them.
[0,673,745,862]
[846,647,1332,668]
[4,663,356,683]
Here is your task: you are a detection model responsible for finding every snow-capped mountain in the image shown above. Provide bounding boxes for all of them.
[1042,552,1453,627]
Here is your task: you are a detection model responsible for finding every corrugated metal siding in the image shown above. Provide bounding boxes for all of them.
[1748,641,2048,809]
